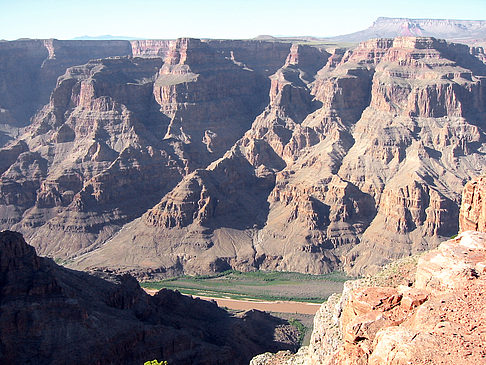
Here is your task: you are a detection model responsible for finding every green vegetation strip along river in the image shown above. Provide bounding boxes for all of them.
[141,270,349,304]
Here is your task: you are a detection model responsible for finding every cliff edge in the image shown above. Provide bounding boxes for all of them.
[253,175,486,364]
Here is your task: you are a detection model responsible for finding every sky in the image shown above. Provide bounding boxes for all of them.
[1,0,485,40]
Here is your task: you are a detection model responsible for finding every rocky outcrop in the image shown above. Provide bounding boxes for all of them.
[254,175,486,364]
[459,175,486,232]
[0,230,299,364]
[254,234,486,364]
[322,229,486,365]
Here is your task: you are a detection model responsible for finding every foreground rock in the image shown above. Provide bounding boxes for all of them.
[252,229,486,364]
[0,230,299,365]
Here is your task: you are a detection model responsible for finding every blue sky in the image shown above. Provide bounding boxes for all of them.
[1,0,485,40]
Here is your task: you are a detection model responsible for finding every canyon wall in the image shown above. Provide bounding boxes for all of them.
[0,36,485,278]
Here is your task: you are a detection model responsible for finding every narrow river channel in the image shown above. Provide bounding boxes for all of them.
[144,289,322,315]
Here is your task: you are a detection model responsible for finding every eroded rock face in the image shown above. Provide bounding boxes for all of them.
[459,175,486,232]
[1,36,486,278]
[86,37,484,277]
[0,230,299,365]
[0,39,132,133]
[251,175,486,364]
[0,38,275,260]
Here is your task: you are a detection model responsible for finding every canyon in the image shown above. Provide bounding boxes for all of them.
[0,34,485,279]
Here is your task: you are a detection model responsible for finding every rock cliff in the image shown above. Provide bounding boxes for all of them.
[1,36,485,278]
[253,174,486,364]
[0,39,132,134]
[0,230,299,364]
[459,175,486,232]
[0,38,275,260]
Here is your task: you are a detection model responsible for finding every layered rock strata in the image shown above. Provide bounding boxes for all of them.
[0,38,274,260]
[0,230,299,365]
[73,37,486,278]
[1,36,485,277]
[0,39,132,131]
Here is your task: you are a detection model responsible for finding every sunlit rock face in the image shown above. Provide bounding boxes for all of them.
[255,175,486,365]
[0,36,486,279]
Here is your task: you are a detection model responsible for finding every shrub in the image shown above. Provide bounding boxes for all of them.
[144,360,168,365]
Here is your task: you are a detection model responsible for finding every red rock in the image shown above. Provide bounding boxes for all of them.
[300,176,486,364]
[459,175,486,232]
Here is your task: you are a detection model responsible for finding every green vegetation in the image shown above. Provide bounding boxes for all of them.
[144,360,167,365]
[288,318,307,345]
[141,270,350,303]
[53,257,73,266]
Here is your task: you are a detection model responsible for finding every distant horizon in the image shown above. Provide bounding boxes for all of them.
[1,0,485,41]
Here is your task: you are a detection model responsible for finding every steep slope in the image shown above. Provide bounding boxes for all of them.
[72,43,333,277]
[0,39,132,146]
[1,36,486,278]
[0,230,299,364]
[72,37,486,278]
[0,38,274,260]
[340,37,486,274]
[331,17,486,44]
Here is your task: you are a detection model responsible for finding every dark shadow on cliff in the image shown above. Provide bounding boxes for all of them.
[0,230,299,365]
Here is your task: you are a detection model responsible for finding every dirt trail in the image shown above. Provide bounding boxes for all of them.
[144,289,321,315]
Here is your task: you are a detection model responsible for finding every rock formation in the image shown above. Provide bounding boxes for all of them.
[0,38,275,260]
[306,232,486,364]
[252,174,486,364]
[459,175,486,232]
[0,36,485,278]
[0,39,132,134]
[0,230,299,364]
